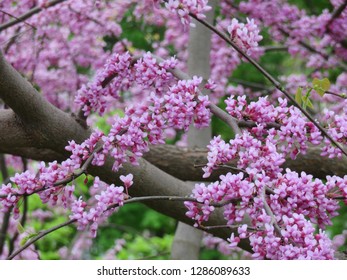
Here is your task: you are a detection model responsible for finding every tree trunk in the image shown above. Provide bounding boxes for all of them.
[171,0,218,260]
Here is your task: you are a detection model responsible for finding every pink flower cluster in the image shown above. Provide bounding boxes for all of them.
[227,18,263,56]
[185,114,347,259]
[76,52,211,171]
[185,166,341,259]
[321,105,347,158]
[185,172,254,225]
[0,166,76,220]
[98,76,210,171]
[164,0,212,26]
[70,175,132,238]
[248,215,334,260]
[269,170,340,228]
[225,96,323,158]
[0,130,105,218]
[75,52,179,116]
[75,52,133,116]
[203,131,285,179]
[239,0,347,67]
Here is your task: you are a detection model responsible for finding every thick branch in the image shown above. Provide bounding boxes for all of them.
[143,144,347,180]
[0,52,90,153]
[0,109,34,149]
[0,140,346,182]
[0,52,58,123]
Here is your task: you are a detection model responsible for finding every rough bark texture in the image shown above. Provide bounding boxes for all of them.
[0,51,90,153]
[143,144,347,180]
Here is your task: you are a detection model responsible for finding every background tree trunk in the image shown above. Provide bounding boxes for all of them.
[171,0,218,260]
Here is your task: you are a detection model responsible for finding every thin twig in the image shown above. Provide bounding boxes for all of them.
[262,187,282,236]
[278,27,347,70]
[199,224,257,231]
[263,45,289,52]
[7,219,76,259]
[0,9,36,31]
[194,163,246,175]
[325,90,347,99]
[7,193,243,259]
[208,103,242,133]
[121,195,241,208]
[229,77,272,91]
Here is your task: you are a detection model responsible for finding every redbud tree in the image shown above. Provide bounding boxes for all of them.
[0,0,347,260]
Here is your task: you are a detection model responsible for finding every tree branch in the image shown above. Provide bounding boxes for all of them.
[143,144,347,181]
[326,0,347,31]
[0,109,33,149]
[7,218,75,259]
[0,0,66,32]
[0,52,91,154]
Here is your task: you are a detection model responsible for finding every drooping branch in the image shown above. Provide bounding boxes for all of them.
[7,218,76,260]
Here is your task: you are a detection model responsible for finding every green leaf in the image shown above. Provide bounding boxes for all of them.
[301,95,314,110]
[306,98,314,109]
[295,87,303,105]
[312,78,331,96]
[302,96,307,110]
[17,223,25,234]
